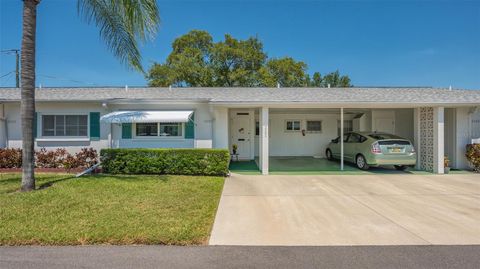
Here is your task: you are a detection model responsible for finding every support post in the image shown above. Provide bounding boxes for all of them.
[260,107,269,175]
[433,107,445,174]
[340,107,344,171]
[413,108,421,170]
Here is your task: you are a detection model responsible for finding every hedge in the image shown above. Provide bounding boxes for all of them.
[100,148,230,176]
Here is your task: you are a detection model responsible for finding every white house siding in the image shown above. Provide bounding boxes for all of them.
[4,102,109,153]
[394,109,414,142]
[1,102,214,153]
[255,112,355,157]
[212,107,229,149]
[252,109,414,158]
[109,103,213,149]
[455,107,474,169]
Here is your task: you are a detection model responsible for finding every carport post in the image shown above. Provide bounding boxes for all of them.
[260,107,269,175]
[433,107,445,174]
[340,107,344,171]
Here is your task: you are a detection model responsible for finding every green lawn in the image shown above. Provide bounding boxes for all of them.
[0,173,224,246]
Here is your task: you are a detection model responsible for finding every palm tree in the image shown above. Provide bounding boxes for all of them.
[20,0,160,191]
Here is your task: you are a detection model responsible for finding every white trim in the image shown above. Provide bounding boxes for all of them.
[36,138,90,142]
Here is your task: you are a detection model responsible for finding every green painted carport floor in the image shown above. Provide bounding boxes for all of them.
[228,156,472,175]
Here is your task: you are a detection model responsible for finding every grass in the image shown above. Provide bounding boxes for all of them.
[0,173,224,246]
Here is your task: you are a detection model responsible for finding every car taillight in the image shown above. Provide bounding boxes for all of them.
[371,142,381,154]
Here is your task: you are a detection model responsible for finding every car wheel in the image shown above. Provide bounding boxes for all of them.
[394,165,407,171]
[326,149,333,161]
[356,154,369,170]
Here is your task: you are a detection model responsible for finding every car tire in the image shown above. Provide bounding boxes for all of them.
[394,165,407,171]
[326,149,334,161]
[356,154,369,170]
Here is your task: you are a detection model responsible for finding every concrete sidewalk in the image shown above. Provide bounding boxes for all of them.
[209,173,480,246]
[1,245,479,269]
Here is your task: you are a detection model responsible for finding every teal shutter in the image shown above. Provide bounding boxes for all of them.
[33,112,38,138]
[89,112,100,140]
[185,112,195,139]
[122,123,132,139]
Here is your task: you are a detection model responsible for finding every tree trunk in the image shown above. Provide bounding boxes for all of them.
[20,0,40,192]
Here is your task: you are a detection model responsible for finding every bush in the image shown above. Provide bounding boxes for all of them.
[0,148,22,168]
[36,148,69,168]
[0,147,98,170]
[100,148,230,176]
[466,144,480,172]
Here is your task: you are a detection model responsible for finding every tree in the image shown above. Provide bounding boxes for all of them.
[259,57,307,87]
[148,30,352,88]
[20,0,160,191]
[321,70,352,87]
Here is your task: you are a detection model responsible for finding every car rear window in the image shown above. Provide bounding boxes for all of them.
[368,133,403,140]
[378,140,411,145]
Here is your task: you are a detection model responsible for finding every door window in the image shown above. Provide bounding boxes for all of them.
[347,133,362,143]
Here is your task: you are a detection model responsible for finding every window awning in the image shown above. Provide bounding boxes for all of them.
[100,111,194,123]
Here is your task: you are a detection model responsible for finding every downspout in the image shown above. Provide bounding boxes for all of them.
[208,105,215,148]
[0,103,7,148]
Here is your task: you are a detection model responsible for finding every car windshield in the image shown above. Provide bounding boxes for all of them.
[368,133,403,140]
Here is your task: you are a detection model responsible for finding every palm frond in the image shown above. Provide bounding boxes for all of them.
[77,0,160,72]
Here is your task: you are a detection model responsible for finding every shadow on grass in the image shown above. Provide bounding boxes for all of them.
[78,174,172,182]
[38,176,75,190]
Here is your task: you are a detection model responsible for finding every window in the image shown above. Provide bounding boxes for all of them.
[160,122,182,137]
[347,133,362,143]
[135,122,183,137]
[285,120,301,131]
[255,121,259,136]
[306,121,322,132]
[337,120,353,136]
[42,115,88,137]
[136,123,158,136]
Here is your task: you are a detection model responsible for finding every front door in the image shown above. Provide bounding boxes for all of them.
[230,112,252,160]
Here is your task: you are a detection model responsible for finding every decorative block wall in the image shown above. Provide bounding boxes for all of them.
[419,107,434,172]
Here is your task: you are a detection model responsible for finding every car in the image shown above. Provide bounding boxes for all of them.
[325,132,416,170]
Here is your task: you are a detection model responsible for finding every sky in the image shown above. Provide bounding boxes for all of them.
[0,0,479,89]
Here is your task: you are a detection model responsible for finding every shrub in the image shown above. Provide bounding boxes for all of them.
[0,147,98,169]
[36,148,70,168]
[100,148,230,176]
[74,147,98,168]
[0,148,22,168]
[466,144,480,172]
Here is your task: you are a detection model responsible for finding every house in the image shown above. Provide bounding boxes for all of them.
[0,87,479,174]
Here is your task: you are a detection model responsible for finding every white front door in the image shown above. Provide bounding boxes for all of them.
[230,112,252,160]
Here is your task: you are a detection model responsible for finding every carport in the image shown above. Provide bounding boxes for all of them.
[221,88,478,175]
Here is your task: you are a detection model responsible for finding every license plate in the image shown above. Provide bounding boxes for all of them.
[389,147,402,153]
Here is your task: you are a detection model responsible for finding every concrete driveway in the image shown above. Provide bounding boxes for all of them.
[209,173,480,246]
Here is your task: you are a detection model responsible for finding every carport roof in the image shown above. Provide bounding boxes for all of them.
[0,87,479,105]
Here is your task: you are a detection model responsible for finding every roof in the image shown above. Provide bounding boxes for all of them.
[0,87,479,105]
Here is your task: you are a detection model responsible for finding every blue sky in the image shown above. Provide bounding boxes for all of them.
[1,0,479,89]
